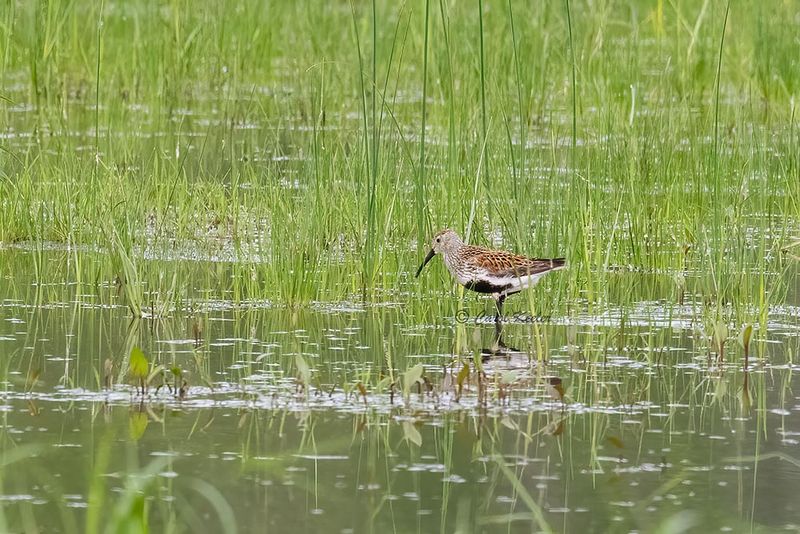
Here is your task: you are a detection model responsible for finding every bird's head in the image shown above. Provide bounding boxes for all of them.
[415,229,463,277]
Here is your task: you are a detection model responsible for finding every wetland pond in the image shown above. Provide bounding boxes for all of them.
[3,3,800,530]
[1,248,799,533]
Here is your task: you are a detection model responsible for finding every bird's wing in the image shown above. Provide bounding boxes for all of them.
[463,246,565,279]
[496,258,566,279]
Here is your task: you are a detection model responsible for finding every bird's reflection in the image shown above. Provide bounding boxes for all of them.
[480,320,524,362]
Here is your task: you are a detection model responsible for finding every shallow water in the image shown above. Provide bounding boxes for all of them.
[1,249,800,532]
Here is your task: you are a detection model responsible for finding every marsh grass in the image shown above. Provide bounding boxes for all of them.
[0,1,795,324]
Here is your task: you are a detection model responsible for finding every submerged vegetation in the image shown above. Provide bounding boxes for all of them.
[1,0,800,532]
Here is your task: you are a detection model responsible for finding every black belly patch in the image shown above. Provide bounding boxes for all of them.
[464,279,512,294]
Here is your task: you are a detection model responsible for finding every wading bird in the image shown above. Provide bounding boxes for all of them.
[415,229,565,326]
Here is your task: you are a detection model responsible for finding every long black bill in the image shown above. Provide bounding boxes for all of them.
[415,249,436,278]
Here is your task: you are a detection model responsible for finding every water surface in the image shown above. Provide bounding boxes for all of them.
[2,248,800,532]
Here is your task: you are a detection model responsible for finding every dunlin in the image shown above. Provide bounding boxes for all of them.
[415,229,565,324]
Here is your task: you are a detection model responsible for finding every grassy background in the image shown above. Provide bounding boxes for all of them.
[0,0,798,317]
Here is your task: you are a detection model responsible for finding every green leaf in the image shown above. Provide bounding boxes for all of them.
[402,363,424,398]
[456,363,469,390]
[713,321,728,348]
[740,384,752,413]
[712,377,728,405]
[295,354,311,385]
[738,324,753,349]
[129,347,149,380]
[402,420,422,447]
[376,376,392,392]
[129,411,149,441]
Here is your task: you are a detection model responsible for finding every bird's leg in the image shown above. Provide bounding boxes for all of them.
[486,294,519,354]
[493,319,505,350]
[494,294,505,326]
[493,294,508,350]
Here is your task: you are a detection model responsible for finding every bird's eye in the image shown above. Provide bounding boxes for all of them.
[436,237,441,243]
